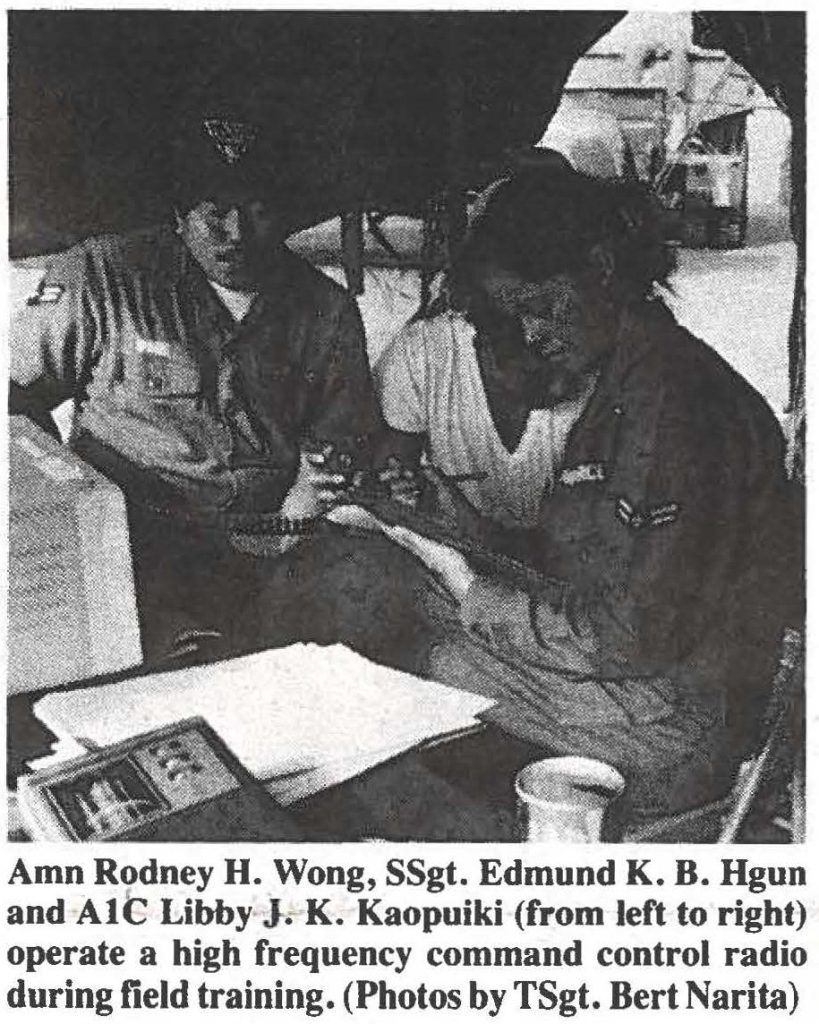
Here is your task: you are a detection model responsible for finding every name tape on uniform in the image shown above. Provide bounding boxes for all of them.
[134,336,172,358]
[558,463,606,487]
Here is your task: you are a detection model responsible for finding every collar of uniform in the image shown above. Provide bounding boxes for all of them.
[147,223,192,282]
[556,299,669,441]
[588,298,678,393]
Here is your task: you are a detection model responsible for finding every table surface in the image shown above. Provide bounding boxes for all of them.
[8,688,542,843]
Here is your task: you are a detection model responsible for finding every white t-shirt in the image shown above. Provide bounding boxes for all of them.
[375,312,596,527]
[209,281,258,322]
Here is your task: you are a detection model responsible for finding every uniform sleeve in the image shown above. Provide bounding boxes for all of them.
[307,294,387,454]
[10,246,100,410]
[572,376,784,677]
[458,369,787,681]
[460,575,599,676]
[373,320,429,435]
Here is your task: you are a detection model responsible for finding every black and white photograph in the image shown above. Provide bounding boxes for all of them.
[6,8,806,845]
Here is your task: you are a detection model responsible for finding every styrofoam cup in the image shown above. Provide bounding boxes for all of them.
[515,756,625,843]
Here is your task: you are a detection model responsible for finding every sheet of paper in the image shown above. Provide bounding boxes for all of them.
[34,644,495,788]
[268,721,485,806]
[25,735,90,774]
[266,740,421,806]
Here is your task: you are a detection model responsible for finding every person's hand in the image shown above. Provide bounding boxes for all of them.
[385,525,477,603]
[266,448,347,553]
[279,447,348,521]
[376,455,423,508]
[325,503,388,534]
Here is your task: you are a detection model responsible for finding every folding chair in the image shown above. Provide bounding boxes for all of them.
[718,627,805,842]
[621,628,804,844]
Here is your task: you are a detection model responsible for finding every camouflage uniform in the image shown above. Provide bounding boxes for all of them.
[11,226,384,654]
[419,302,797,816]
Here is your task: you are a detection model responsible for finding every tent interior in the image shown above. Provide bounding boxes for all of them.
[6,10,806,843]
[8,10,805,418]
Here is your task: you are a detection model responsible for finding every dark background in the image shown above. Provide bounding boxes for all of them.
[9,11,804,259]
[8,10,620,256]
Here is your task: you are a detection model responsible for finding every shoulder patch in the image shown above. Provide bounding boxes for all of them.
[27,283,65,306]
[616,496,680,531]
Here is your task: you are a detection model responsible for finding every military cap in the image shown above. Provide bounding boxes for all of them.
[169,112,275,213]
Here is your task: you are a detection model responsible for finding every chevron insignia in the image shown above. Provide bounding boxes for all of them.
[616,496,680,530]
[202,118,258,165]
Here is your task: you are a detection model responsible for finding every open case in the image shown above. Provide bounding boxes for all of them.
[17,717,303,842]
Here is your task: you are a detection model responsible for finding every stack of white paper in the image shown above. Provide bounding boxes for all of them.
[33,644,494,803]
